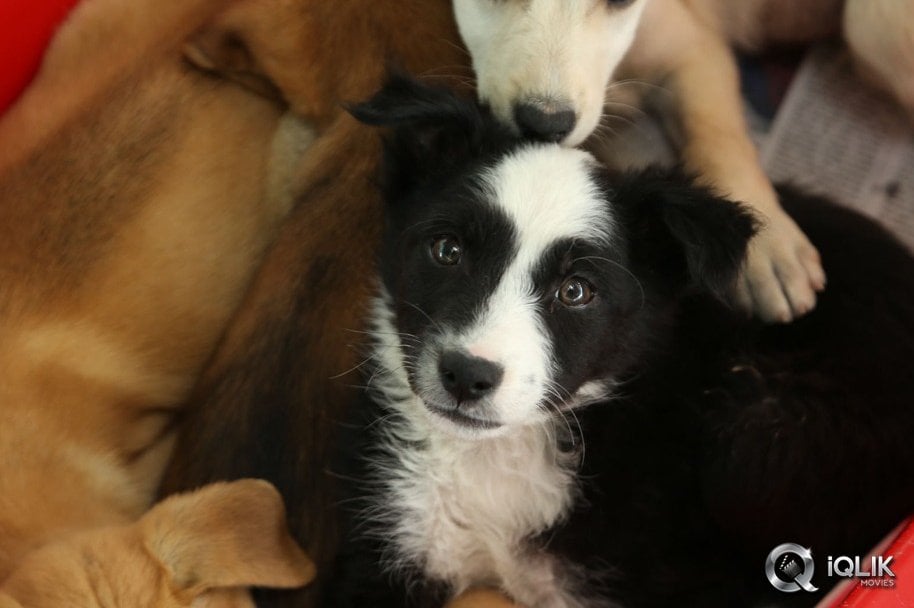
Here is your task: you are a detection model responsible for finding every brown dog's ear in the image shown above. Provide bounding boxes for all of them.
[180,0,337,121]
[142,479,315,596]
[182,2,285,103]
[182,25,283,103]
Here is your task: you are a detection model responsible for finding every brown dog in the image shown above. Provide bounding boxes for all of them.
[0,0,472,600]
[0,0,322,584]
[0,480,314,607]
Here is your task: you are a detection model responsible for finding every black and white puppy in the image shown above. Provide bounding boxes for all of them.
[328,78,914,608]
[335,77,752,607]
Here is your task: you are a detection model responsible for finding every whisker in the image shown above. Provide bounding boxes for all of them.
[343,327,421,342]
[435,39,472,60]
[402,300,445,334]
[364,411,402,432]
[601,111,643,134]
[542,379,586,465]
[329,353,378,379]
[606,78,672,98]
[603,99,647,118]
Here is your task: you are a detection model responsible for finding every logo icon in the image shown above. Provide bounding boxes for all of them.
[766,543,819,592]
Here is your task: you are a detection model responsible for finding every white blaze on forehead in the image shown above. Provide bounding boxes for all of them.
[455,145,613,426]
[481,144,613,249]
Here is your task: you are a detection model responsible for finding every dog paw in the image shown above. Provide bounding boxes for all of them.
[732,210,826,323]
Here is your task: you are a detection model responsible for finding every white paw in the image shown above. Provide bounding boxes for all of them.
[732,210,826,323]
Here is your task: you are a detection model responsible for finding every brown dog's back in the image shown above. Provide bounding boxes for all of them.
[0,0,315,578]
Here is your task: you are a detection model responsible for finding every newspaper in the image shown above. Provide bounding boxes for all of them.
[760,44,914,251]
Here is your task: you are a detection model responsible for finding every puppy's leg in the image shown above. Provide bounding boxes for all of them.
[625,0,825,322]
[844,0,914,116]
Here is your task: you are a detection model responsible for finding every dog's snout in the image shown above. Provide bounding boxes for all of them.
[513,101,577,143]
[438,350,504,403]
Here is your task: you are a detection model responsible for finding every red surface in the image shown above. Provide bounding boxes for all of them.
[0,0,82,115]
[823,520,914,608]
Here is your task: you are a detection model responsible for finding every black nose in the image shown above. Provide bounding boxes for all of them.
[438,350,504,403]
[513,102,577,142]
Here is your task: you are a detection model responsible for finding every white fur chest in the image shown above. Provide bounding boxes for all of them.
[378,396,579,604]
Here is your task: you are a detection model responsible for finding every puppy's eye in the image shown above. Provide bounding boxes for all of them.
[431,235,462,265]
[606,0,634,6]
[556,277,595,307]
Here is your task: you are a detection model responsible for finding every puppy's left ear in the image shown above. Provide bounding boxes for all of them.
[349,74,500,197]
[142,479,315,598]
[615,169,758,299]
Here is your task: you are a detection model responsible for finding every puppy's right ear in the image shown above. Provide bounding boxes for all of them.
[349,75,501,196]
[142,479,315,599]
[613,168,758,300]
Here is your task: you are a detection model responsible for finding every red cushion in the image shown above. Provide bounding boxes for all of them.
[0,0,81,115]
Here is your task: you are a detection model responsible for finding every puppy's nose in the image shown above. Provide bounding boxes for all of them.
[513,101,577,143]
[438,350,504,403]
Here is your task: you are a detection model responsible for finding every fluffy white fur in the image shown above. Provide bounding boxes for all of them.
[452,0,647,146]
[369,296,583,607]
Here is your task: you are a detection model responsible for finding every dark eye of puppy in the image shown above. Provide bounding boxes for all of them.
[431,235,462,266]
[606,0,635,7]
[556,276,595,307]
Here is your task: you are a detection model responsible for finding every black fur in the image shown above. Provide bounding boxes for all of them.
[349,73,516,205]
[324,77,914,607]
[548,189,914,606]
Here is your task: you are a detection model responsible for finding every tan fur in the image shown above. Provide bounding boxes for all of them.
[0,0,319,584]
[691,0,844,50]
[614,0,913,322]
[0,480,314,607]
[843,0,914,115]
